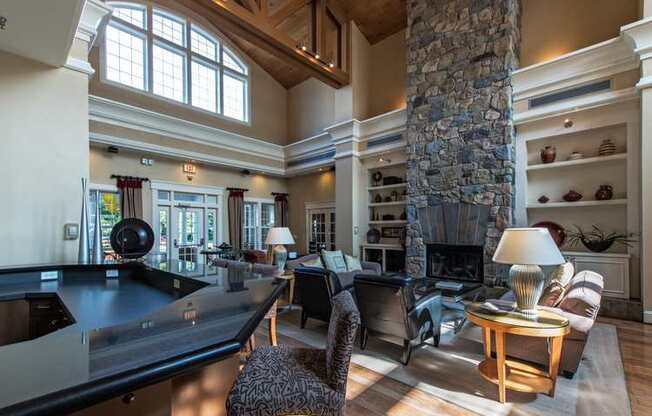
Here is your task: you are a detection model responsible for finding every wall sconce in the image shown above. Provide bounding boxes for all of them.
[563,118,573,128]
[0,16,7,30]
[183,162,197,181]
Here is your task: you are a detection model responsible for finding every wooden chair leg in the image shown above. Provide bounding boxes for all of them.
[248,334,256,351]
[268,316,277,346]
[300,310,308,329]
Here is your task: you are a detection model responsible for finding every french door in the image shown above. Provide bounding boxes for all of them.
[151,181,223,262]
[175,206,204,262]
[306,203,336,252]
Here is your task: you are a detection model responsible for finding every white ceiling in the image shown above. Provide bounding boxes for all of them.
[0,0,85,66]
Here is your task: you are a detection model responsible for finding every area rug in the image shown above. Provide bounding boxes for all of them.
[269,313,631,416]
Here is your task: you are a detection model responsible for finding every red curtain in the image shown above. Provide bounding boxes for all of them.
[274,193,289,227]
[228,189,245,251]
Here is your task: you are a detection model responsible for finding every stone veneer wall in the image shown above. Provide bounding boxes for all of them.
[405,0,520,283]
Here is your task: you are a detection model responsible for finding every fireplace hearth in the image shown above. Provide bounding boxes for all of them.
[426,243,484,283]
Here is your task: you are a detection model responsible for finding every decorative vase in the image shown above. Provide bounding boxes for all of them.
[367,228,381,244]
[372,172,383,186]
[563,190,583,202]
[537,195,550,204]
[540,146,556,164]
[78,178,91,264]
[374,194,382,203]
[92,192,104,264]
[509,264,545,317]
[595,185,613,201]
[598,139,616,156]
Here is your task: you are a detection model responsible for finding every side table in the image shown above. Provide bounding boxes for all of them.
[276,272,295,310]
[465,303,570,403]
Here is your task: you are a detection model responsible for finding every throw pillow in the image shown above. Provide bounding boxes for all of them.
[345,255,363,272]
[301,257,324,268]
[538,281,566,307]
[548,262,574,288]
[321,250,348,273]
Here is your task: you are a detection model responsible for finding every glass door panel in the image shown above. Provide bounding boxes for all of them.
[174,207,204,262]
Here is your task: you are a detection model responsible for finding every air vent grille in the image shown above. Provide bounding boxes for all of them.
[529,80,611,109]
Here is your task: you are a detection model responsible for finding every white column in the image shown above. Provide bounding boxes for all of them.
[622,16,652,323]
[325,120,363,256]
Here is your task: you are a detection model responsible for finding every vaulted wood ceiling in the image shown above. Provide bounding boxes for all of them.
[226,0,407,88]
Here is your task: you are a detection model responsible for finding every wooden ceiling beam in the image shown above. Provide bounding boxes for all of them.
[189,0,348,88]
[269,0,311,27]
[240,0,260,15]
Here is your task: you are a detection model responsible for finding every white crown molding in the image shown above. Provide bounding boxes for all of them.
[622,16,652,61]
[89,132,285,176]
[359,108,407,141]
[512,37,639,102]
[637,75,652,90]
[325,119,362,144]
[76,0,112,47]
[285,132,332,162]
[89,95,285,162]
[514,87,639,125]
[64,57,95,75]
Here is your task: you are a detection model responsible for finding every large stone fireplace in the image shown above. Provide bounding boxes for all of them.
[405,0,520,284]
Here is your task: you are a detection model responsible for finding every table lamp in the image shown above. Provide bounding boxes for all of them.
[492,228,565,317]
[265,227,295,273]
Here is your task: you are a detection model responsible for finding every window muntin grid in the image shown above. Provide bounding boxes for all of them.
[104,3,249,122]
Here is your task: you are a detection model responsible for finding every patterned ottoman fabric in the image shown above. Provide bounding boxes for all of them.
[226,346,344,416]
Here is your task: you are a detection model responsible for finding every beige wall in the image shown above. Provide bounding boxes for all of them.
[286,170,335,253]
[89,0,288,145]
[89,146,288,245]
[0,51,90,266]
[521,0,640,67]
[287,78,337,141]
[351,23,372,121]
[369,30,406,117]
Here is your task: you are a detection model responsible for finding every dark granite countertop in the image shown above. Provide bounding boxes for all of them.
[0,258,284,415]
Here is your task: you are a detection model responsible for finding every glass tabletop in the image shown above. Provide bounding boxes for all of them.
[465,302,569,329]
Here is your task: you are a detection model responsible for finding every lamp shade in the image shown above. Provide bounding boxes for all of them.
[492,228,564,266]
[265,227,295,245]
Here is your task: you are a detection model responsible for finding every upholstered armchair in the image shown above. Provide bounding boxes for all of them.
[354,274,442,365]
[293,266,348,328]
[226,291,360,416]
[287,253,382,289]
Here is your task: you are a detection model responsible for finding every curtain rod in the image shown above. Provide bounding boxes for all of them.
[272,192,289,196]
[227,187,249,192]
[111,175,149,182]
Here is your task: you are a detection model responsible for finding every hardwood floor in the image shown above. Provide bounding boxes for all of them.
[598,317,652,416]
[258,315,652,415]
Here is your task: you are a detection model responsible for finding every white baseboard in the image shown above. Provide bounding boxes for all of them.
[644,310,652,324]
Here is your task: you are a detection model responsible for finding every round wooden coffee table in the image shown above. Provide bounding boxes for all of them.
[465,303,570,403]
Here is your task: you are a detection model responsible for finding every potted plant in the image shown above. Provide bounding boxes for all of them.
[566,225,635,253]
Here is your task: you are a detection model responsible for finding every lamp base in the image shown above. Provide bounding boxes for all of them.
[509,264,545,317]
[273,244,287,274]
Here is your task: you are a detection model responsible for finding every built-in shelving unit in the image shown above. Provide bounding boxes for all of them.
[362,161,407,272]
[527,199,628,209]
[525,153,627,171]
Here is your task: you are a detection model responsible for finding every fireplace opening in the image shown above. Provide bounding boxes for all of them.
[426,243,484,284]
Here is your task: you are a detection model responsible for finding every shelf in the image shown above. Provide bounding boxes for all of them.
[361,243,404,250]
[527,199,627,209]
[367,183,407,191]
[369,220,407,225]
[369,201,407,207]
[526,153,626,171]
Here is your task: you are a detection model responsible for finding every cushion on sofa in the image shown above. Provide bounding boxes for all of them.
[302,257,324,268]
[344,255,362,272]
[321,250,348,273]
[558,270,603,319]
[548,262,575,287]
[538,281,566,307]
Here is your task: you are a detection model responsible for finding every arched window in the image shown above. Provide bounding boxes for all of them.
[103,2,250,122]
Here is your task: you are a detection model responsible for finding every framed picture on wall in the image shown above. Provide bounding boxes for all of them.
[381,227,403,239]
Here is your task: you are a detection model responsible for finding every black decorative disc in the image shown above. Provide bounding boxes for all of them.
[110,218,155,259]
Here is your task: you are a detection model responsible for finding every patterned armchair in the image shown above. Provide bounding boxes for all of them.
[226,291,360,416]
